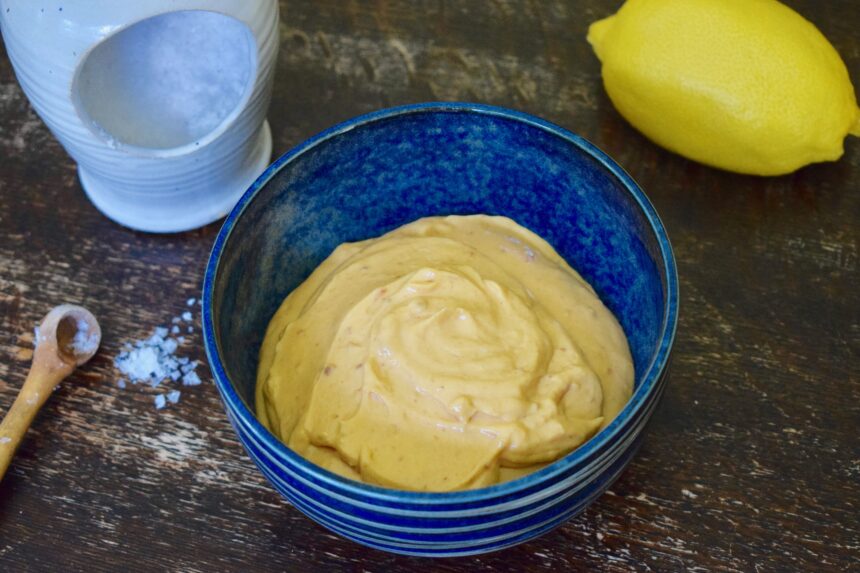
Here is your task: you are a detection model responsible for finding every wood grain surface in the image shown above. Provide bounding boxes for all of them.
[1,1,858,571]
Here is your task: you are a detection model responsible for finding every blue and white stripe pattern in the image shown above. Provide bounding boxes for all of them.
[203,103,678,557]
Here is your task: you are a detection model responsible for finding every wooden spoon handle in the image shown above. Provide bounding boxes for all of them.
[0,361,72,481]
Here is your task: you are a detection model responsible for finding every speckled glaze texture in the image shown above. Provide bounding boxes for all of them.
[203,103,679,556]
[0,0,278,232]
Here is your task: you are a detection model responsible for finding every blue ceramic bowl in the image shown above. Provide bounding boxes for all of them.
[202,103,678,557]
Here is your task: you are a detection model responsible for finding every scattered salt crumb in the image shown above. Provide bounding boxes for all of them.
[177,336,186,344]
[167,390,181,404]
[596,532,605,541]
[187,326,194,334]
[682,489,698,499]
[33,325,46,348]
[182,371,201,387]
[154,395,166,410]
[171,325,180,335]
[186,298,196,306]
[172,317,181,324]
[181,311,192,322]
[0,436,11,444]
[117,380,126,389]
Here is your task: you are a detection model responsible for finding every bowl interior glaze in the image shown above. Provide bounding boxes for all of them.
[210,104,669,426]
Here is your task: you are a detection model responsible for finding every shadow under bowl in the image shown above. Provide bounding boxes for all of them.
[203,102,678,557]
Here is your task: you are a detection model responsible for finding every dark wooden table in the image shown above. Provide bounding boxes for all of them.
[1,1,857,571]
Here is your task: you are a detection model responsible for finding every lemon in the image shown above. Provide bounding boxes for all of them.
[587,0,860,176]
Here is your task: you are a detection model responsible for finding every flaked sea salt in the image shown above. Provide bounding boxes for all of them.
[70,319,99,355]
[113,305,204,410]
[162,338,178,354]
[187,298,196,306]
[117,346,162,382]
[33,325,46,348]
[182,371,201,387]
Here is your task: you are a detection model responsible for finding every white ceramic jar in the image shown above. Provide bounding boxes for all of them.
[0,0,279,232]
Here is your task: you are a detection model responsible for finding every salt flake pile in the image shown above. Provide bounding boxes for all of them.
[71,319,99,355]
[113,298,202,409]
[33,318,98,354]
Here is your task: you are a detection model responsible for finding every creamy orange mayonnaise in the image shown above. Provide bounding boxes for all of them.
[256,215,633,491]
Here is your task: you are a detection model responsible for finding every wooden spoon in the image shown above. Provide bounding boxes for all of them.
[0,305,101,481]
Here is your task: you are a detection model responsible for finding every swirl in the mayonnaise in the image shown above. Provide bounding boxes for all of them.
[256,215,633,491]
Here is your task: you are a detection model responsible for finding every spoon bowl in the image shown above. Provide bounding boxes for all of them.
[39,304,102,367]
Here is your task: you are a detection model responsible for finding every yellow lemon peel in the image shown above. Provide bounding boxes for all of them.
[588,0,859,176]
